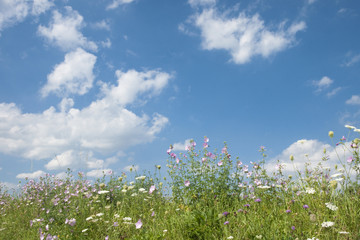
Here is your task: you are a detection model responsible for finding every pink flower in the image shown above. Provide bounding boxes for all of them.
[135,219,143,229]
[149,185,156,194]
[347,156,353,163]
[184,180,190,187]
[217,161,223,166]
[204,137,209,143]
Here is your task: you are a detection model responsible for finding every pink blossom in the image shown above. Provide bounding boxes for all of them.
[347,156,353,163]
[149,185,156,194]
[217,161,223,166]
[184,180,190,187]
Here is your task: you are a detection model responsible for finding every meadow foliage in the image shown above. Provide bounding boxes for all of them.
[0,127,359,239]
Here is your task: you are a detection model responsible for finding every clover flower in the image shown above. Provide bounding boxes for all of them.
[305,188,315,194]
[321,221,335,228]
[325,202,338,211]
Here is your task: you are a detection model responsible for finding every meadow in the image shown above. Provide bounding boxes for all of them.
[0,128,359,240]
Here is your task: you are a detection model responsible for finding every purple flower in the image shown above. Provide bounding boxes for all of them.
[151,211,155,217]
[291,226,295,231]
[255,198,261,202]
[105,236,109,240]
[184,180,190,187]
[244,204,250,207]
[224,221,229,225]
[303,205,309,209]
[347,156,353,163]
[223,211,229,216]
[286,210,291,213]
[135,219,143,229]
[113,222,119,227]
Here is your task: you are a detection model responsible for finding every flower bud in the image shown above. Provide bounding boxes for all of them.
[328,131,334,138]
[290,155,294,161]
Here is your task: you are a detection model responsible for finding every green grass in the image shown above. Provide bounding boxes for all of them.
[0,133,359,240]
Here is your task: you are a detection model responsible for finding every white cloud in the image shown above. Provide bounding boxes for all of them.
[100,69,172,106]
[123,165,139,172]
[194,9,306,64]
[16,170,46,179]
[41,48,97,97]
[307,0,317,4]
[107,0,135,10]
[86,169,113,178]
[265,139,353,176]
[312,76,333,92]
[38,6,98,51]
[172,139,192,151]
[346,95,360,105]
[188,0,216,8]
[326,87,341,97]
[343,54,360,67]
[0,69,170,166]
[32,0,54,15]
[91,20,110,31]
[0,0,28,32]
[101,38,112,48]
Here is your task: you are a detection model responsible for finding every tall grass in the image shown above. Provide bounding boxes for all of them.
[0,130,359,239]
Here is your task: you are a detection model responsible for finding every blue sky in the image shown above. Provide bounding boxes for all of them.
[1,0,359,188]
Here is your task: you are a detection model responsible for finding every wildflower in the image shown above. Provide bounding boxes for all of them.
[135,219,143,229]
[347,156,353,163]
[286,210,291,213]
[135,176,146,180]
[255,235,262,239]
[328,131,334,138]
[151,211,155,217]
[223,211,229,216]
[321,221,335,228]
[138,188,146,193]
[339,231,349,234]
[163,230,168,233]
[86,216,93,221]
[255,198,261,202]
[113,222,119,227]
[184,180,190,187]
[82,229,88,232]
[156,165,161,169]
[96,213,104,217]
[325,202,338,211]
[98,190,109,194]
[217,161,223,166]
[227,237,234,239]
[258,185,271,189]
[244,204,250,207]
[224,221,229,225]
[149,185,156,194]
[307,238,319,240]
[105,236,109,240]
[345,125,356,129]
[291,226,295,231]
[303,205,309,209]
[123,217,132,221]
[305,188,315,194]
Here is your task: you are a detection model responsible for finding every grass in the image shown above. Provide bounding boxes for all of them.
[0,131,359,240]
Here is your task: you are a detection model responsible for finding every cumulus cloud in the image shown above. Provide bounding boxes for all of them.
[264,139,353,176]
[172,139,192,151]
[326,87,342,98]
[16,170,46,179]
[32,0,54,15]
[193,8,306,64]
[38,6,98,51]
[346,95,360,105]
[40,48,97,97]
[91,20,111,31]
[107,0,135,10]
[100,69,172,106]
[343,54,360,67]
[0,0,29,32]
[86,169,113,178]
[0,0,53,34]
[0,69,171,165]
[312,76,333,93]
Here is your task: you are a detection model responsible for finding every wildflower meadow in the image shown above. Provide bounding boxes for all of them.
[0,126,359,240]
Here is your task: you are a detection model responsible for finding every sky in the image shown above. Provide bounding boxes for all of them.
[0,0,360,190]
